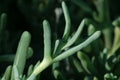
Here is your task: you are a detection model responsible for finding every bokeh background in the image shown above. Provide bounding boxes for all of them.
[0,0,120,79]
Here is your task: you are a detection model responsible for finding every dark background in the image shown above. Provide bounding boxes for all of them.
[0,0,120,79]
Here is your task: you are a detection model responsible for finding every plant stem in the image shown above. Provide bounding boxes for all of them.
[27,59,53,80]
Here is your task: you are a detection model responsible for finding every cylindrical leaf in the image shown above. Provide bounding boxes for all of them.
[62,1,71,40]
[13,31,31,76]
[77,51,97,75]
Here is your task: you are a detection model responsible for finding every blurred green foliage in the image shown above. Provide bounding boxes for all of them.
[0,0,120,80]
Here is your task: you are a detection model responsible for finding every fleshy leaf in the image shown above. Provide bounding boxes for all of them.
[12,31,31,77]
[62,1,71,40]
[53,31,101,62]
[62,19,85,49]
[77,51,97,75]
[43,20,52,60]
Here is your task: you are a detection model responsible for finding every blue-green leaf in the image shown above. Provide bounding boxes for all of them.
[53,31,101,62]
[43,20,52,60]
[62,19,85,49]
[62,1,71,40]
[13,31,31,76]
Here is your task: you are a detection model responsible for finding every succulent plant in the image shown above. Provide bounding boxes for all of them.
[0,1,101,80]
[0,0,120,80]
